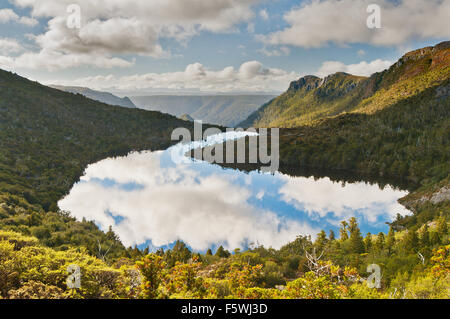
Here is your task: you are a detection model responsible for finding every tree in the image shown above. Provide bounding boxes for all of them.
[419,225,430,248]
[385,227,396,255]
[348,218,364,254]
[136,254,166,299]
[374,233,385,252]
[215,246,231,258]
[285,272,342,299]
[172,241,192,263]
[164,257,206,299]
[315,230,328,252]
[402,229,419,254]
[340,221,349,241]
[106,225,119,241]
[329,230,336,242]
[364,233,373,253]
[226,262,263,290]
[436,217,448,242]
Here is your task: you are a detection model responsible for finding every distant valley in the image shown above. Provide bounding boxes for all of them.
[130,95,276,127]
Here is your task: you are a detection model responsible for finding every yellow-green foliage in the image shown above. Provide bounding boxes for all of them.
[387,245,450,299]
[1,228,449,299]
[285,272,343,299]
[0,230,39,249]
[245,42,449,129]
[0,193,128,260]
[0,231,135,299]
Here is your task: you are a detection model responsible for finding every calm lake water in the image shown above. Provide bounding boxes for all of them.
[58,132,411,252]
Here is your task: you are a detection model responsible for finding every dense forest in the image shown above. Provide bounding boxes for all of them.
[0,43,449,299]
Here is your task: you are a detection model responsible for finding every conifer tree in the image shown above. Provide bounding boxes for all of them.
[364,233,373,253]
[348,218,364,254]
[315,230,328,252]
[385,227,396,254]
[215,246,230,258]
[375,232,385,252]
[437,216,448,241]
[340,221,349,241]
[403,229,419,253]
[329,230,336,241]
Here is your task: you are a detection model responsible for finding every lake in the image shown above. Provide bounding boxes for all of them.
[58,132,411,252]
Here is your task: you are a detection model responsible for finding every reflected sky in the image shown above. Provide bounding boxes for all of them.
[58,133,411,252]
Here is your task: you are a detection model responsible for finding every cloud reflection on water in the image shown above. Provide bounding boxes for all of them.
[59,134,411,251]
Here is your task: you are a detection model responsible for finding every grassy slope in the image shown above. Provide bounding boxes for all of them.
[241,73,367,128]
[242,42,450,128]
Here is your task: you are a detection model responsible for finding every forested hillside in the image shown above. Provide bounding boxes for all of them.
[0,69,193,257]
[242,42,450,128]
[0,70,191,209]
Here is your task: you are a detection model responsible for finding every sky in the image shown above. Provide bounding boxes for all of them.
[0,0,449,95]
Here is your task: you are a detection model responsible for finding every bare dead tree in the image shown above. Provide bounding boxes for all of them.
[303,245,329,276]
[97,239,113,262]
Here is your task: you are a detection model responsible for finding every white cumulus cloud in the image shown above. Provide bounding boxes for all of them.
[260,0,450,48]
[0,8,38,26]
[4,0,262,70]
[0,38,23,54]
[46,61,299,93]
[316,59,393,77]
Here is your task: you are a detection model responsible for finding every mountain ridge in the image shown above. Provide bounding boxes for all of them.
[51,85,137,109]
[241,41,450,128]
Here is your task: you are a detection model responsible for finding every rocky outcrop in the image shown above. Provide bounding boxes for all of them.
[288,76,322,93]
[430,187,450,205]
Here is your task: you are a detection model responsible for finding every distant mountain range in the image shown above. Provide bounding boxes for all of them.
[241,41,450,128]
[130,95,276,127]
[51,85,137,109]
